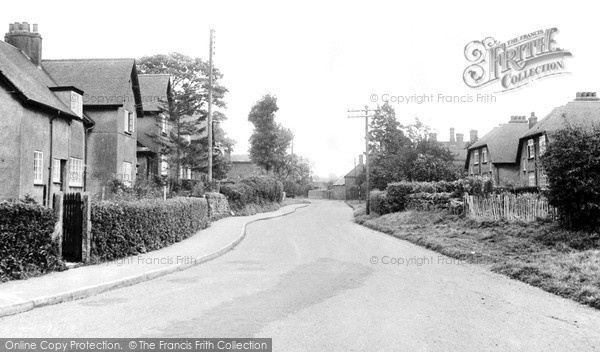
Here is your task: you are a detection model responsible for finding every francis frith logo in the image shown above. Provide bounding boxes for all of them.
[463,28,572,92]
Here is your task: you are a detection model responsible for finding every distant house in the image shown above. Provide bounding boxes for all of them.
[309,181,327,190]
[435,128,476,168]
[465,115,532,186]
[136,74,172,181]
[517,92,600,187]
[43,58,143,196]
[0,23,91,205]
[344,155,366,199]
[226,154,262,180]
[331,178,346,200]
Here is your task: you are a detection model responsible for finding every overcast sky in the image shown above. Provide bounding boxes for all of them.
[2,0,597,178]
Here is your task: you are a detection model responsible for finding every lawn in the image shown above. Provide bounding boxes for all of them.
[351,203,600,309]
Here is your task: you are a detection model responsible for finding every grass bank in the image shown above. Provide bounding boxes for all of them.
[350,202,600,309]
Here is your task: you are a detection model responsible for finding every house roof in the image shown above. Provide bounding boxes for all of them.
[230,154,252,163]
[332,178,345,186]
[521,98,600,140]
[138,74,171,112]
[0,41,79,119]
[466,120,530,167]
[344,163,365,178]
[42,58,143,116]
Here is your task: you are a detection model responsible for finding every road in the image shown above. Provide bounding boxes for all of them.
[1,200,599,351]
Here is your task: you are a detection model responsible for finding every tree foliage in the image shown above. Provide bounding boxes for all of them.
[540,125,600,230]
[137,53,235,180]
[368,103,459,190]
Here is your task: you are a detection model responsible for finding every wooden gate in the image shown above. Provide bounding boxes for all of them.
[62,192,83,262]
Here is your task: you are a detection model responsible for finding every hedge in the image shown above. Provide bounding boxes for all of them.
[205,192,230,221]
[91,197,209,261]
[0,202,65,281]
[221,175,283,211]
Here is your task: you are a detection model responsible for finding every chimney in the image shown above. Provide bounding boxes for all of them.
[469,130,478,144]
[449,128,455,143]
[4,22,42,66]
[456,133,464,143]
[509,115,527,123]
[528,112,538,129]
[358,154,363,165]
[428,133,437,142]
[575,92,599,101]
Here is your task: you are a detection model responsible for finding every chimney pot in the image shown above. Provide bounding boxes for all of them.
[4,21,42,66]
[32,24,38,33]
[359,154,364,165]
[470,130,478,144]
[529,112,538,129]
[456,133,464,143]
[450,128,455,143]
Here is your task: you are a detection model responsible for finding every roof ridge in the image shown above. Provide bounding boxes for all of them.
[42,58,135,62]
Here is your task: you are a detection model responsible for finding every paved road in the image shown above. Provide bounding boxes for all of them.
[1,200,599,351]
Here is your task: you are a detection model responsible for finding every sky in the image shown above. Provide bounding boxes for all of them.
[2,0,597,178]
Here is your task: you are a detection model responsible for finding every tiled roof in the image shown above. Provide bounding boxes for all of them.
[138,74,170,112]
[0,41,78,118]
[344,163,365,178]
[521,99,600,140]
[332,178,345,186]
[468,121,530,164]
[42,58,143,116]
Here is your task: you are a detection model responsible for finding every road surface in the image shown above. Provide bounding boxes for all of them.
[1,200,599,351]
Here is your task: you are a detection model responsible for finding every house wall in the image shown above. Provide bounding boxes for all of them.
[331,185,345,200]
[518,136,542,186]
[0,82,86,205]
[495,164,520,186]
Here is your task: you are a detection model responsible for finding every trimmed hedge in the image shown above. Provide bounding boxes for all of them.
[205,192,230,221]
[91,197,209,261]
[220,175,283,212]
[0,202,65,282]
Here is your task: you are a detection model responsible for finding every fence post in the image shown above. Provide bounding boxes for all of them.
[81,193,92,263]
[52,192,64,258]
[163,186,167,201]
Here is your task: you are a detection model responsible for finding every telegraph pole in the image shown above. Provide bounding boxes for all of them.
[347,105,377,215]
[207,29,215,183]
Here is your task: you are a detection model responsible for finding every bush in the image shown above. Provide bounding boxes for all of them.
[370,190,392,215]
[205,192,230,221]
[541,125,600,230]
[385,182,413,212]
[91,197,209,261]
[221,175,283,212]
[0,202,65,282]
[453,176,494,197]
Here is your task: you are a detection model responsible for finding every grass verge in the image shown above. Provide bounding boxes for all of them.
[353,204,600,309]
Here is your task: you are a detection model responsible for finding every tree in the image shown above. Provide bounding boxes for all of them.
[248,95,293,173]
[137,53,234,181]
[540,125,600,230]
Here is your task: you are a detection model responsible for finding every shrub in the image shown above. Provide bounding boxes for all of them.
[221,175,283,212]
[91,197,209,261]
[453,176,494,197]
[0,202,65,282]
[370,190,392,215]
[385,182,413,212]
[205,192,230,221]
[541,125,600,230]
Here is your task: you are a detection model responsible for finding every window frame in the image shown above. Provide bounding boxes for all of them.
[122,161,133,187]
[124,109,134,134]
[538,135,546,156]
[482,148,488,163]
[69,157,84,188]
[527,139,535,159]
[33,151,44,185]
[473,150,479,165]
[528,170,536,187]
[52,159,61,183]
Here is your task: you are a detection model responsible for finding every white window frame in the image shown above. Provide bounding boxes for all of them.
[473,150,479,165]
[527,139,535,159]
[482,148,488,163]
[69,157,84,187]
[160,114,167,135]
[33,151,44,184]
[539,135,546,156]
[528,171,536,187]
[122,161,133,187]
[52,159,61,183]
[160,155,168,176]
[124,109,134,134]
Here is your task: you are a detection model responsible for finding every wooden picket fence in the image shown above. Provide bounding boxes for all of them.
[463,193,557,221]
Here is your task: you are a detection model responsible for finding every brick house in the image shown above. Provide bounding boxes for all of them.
[517,92,600,187]
[42,58,143,197]
[343,155,365,199]
[465,115,532,186]
[136,74,172,181]
[0,23,91,206]
[226,154,262,180]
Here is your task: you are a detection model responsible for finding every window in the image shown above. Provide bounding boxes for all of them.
[160,114,167,135]
[52,159,61,183]
[527,139,535,159]
[33,151,43,184]
[482,148,488,163]
[179,166,192,180]
[539,135,546,156]
[124,110,134,134]
[160,155,168,176]
[528,171,536,186]
[122,162,132,187]
[69,158,84,187]
[70,92,83,117]
[539,169,548,187]
[473,150,479,165]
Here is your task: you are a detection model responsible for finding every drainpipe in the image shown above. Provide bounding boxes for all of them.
[47,112,59,207]
[84,124,94,191]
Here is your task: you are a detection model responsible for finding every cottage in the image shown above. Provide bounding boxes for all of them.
[465,115,532,186]
[226,154,262,180]
[0,23,90,205]
[517,92,600,187]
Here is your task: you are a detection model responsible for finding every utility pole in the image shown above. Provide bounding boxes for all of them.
[207,29,215,183]
[347,105,377,215]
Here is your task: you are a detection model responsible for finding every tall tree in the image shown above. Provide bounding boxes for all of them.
[248,95,293,173]
[137,53,234,181]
